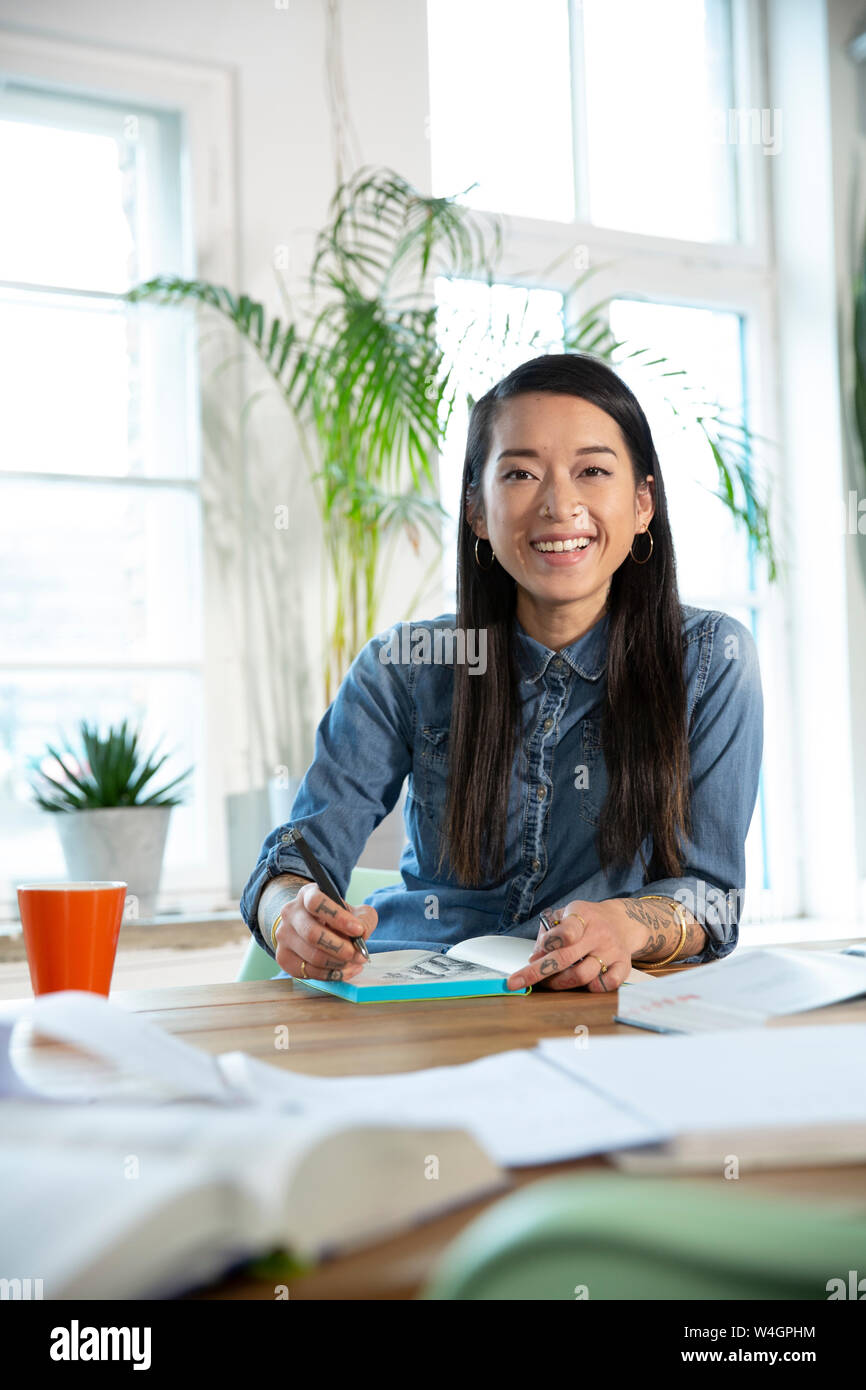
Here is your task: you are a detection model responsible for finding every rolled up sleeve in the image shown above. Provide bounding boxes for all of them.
[623,614,764,964]
[239,631,414,954]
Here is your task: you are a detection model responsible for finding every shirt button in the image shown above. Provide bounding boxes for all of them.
[544,717,553,730]
[536,786,546,800]
[553,658,563,668]
[532,858,541,870]
[280,832,291,843]
[512,913,519,921]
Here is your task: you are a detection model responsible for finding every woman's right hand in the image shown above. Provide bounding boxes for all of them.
[273,882,377,982]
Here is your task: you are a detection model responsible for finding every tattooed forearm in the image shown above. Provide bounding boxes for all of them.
[623,897,707,963]
[258,873,312,955]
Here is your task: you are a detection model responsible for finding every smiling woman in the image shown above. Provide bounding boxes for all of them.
[448,353,762,988]
[241,352,763,994]
[459,356,679,888]
[472,396,653,643]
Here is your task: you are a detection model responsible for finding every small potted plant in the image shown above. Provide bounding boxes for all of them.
[29,719,193,919]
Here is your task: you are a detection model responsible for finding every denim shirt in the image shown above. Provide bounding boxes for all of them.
[240,603,764,971]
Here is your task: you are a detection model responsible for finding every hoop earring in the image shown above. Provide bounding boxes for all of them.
[629,527,653,564]
[474,536,496,571]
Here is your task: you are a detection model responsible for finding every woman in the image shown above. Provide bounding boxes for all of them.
[240,353,764,992]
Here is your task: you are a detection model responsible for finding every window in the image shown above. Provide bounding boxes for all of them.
[426,0,575,223]
[577,0,739,241]
[427,0,792,924]
[427,0,742,243]
[0,81,205,915]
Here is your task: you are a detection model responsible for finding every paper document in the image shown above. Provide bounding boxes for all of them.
[537,1024,866,1135]
[0,991,237,1103]
[615,947,866,1033]
[0,989,665,1165]
[219,1047,664,1166]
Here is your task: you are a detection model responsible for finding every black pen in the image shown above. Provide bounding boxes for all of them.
[285,826,371,961]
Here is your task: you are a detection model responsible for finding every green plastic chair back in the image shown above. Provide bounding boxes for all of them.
[235,865,402,982]
[420,1172,866,1300]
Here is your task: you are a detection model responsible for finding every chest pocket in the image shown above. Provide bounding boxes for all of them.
[410,724,451,819]
[576,716,608,827]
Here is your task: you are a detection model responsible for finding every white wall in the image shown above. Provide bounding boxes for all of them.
[0,0,434,287]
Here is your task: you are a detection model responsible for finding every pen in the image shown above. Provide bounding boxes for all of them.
[285,826,371,961]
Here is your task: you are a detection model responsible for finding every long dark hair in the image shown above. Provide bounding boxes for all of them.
[439,351,691,888]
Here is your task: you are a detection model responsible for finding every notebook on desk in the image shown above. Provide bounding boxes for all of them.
[614,945,866,1033]
[294,934,653,1002]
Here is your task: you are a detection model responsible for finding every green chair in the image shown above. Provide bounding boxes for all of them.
[420,1172,866,1300]
[235,865,402,982]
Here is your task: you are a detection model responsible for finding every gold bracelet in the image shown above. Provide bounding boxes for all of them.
[270,912,282,955]
[635,895,689,968]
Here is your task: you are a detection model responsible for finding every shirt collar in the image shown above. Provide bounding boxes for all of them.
[514,610,610,684]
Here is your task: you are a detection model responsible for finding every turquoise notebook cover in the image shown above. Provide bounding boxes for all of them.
[294,977,531,1003]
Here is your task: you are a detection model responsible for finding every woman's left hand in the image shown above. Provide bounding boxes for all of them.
[505,899,649,992]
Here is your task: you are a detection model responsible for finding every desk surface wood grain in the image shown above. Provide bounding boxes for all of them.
[8,942,866,1300]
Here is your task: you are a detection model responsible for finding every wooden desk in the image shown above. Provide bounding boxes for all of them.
[9,948,866,1301]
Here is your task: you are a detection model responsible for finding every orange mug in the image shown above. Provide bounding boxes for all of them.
[16,881,127,997]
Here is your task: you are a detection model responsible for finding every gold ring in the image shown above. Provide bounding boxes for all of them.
[563,910,587,931]
[297,958,308,980]
[588,954,608,974]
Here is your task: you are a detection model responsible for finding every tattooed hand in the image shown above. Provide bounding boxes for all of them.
[270,880,377,983]
[505,898,651,993]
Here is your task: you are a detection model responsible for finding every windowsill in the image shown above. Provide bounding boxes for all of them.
[0,910,247,964]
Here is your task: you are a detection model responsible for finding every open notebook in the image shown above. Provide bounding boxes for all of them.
[296,934,650,1002]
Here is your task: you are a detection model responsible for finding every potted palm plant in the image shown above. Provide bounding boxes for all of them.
[29,719,193,919]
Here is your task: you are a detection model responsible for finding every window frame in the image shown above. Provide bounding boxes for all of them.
[0,29,238,913]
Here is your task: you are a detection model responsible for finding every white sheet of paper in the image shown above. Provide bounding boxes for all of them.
[658,947,866,1013]
[537,1023,866,1133]
[0,990,235,1102]
[216,1046,666,1166]
[614,986,767,1033]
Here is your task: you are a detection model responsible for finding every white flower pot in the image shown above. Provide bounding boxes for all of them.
[53,806,173,920]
